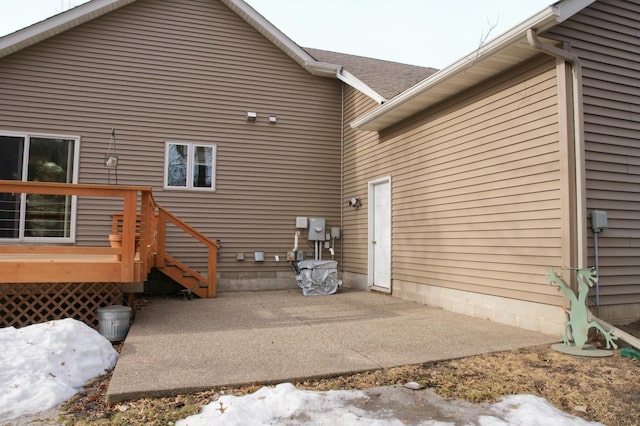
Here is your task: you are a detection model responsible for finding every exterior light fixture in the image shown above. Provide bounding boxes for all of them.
[347,197,361,208]
[268,115,277,124]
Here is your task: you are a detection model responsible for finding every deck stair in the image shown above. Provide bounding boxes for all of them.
[111,209,217,298]
[151,201,217,298]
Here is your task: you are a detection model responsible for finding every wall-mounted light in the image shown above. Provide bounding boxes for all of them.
[247,111,257,122]
[268,115,277,124]
[347,197,361,208]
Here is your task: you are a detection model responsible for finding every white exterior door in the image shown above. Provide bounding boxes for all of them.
[368,177,391,292]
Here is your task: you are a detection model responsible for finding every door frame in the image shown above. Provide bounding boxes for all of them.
[368,176,392,292]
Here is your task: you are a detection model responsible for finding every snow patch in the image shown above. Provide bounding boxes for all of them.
[177,383,604,426]
[0,318,118,422]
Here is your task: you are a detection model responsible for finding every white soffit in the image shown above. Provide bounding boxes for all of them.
[351,0,595,132]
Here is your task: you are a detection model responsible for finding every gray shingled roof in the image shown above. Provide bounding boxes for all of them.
[305,48,438,101]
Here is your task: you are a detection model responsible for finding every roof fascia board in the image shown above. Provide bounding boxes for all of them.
[221,0,385,100]
[0,0,135,58]
[350,0,595,131]
[221,0,339,77]
[0,0,335,78]
[0,0,394,105]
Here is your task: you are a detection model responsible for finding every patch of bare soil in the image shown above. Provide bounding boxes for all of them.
[59,320,640,426]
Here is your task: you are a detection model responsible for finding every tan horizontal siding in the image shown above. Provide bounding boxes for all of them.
[0,0,342,276]
[342,87,379,273]
[343,57,564,304]
[547,0,640,307]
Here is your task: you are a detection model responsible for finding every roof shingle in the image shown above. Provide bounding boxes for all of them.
[305,48,438,100]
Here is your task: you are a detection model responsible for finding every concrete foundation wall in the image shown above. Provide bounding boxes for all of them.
[342,271,368,290]
[217,271,298,292]
[344,272,565,336]
[598,304,640,326]
[394,280,565,336]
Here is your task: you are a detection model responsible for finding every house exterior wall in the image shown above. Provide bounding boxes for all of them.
[343,57,568,333]
[546,0,640,322]
[0,0,342,290]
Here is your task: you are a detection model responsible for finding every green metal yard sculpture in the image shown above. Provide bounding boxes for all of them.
[545,268,617,357]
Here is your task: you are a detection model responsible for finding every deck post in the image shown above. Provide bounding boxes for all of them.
[121,190,137,282]
[156,212,167,268]
[139,191,153,275]
[208,246,217,298]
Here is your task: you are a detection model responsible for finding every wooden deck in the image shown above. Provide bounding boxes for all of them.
[0,252,141,283]
[0,181,218,298]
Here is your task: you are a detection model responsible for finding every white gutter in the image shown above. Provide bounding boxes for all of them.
[527,28,587,268]
[350,0,595,131]
[337,69,386,104]
[350,5,559,130]
[222,0,385,101]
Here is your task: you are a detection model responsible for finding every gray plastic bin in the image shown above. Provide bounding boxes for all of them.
[296,260,342,296]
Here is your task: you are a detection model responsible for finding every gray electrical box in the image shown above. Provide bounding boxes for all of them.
[308,217,325,241]
[296,217,308,229]
[591,210,608,232]
[331,227,341,239]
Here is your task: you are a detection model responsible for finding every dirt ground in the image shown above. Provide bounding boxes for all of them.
[50,316,640,426]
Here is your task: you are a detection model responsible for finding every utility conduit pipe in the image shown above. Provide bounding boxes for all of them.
[527,28,587,269]
[293,231,300,251]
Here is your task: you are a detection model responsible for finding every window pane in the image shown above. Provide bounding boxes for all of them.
[192,145,213,188]
[0,136,24,238]
[0,136,24,181]
[167,144,188,187]
[25,138,75,238]
[24,194,69,237]
[28,138,74,183]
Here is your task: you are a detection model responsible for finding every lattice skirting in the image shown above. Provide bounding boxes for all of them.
[0,282,124,329]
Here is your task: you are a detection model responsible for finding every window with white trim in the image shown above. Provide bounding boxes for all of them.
[164,142,216,191]
[0,132,79,241]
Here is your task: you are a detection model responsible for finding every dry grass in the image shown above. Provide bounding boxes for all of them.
[60,324,640,426]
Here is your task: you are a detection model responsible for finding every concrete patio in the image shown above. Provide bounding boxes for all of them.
[106,288,558,404]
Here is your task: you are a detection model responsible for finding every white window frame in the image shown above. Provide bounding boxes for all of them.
[164,141,217,191]
[0,130,80,243]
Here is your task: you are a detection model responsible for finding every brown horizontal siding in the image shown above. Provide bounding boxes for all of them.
[343,57,564,304]
[547,0,640,306]
[0,0,342,276]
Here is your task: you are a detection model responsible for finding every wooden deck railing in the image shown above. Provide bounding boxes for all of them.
[0,181,218,296]
[0,181,148,282]
[153,197,218,298]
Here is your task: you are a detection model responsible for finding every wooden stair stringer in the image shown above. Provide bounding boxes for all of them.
[156,264,208,298]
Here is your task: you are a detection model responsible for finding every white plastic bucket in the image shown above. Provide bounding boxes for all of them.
[96,305,132,341]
